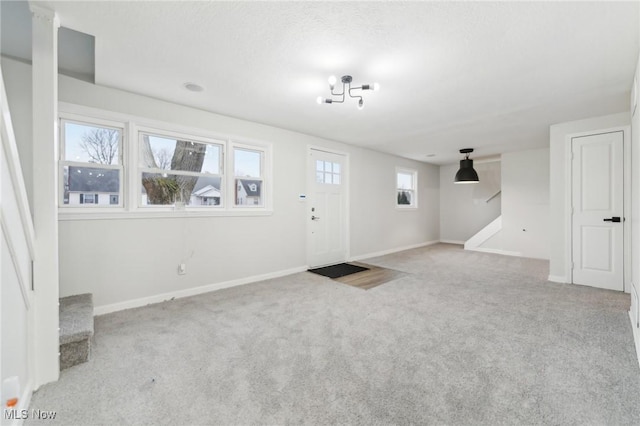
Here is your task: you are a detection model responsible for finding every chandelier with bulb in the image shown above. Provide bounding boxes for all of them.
[316,75,380,110]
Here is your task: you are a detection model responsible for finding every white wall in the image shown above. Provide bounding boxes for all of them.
[350,151,439,257]
[439,161,501,243]
[549,112,630,281]
[1,57,440,312]
[500,148,549,258]
[477,148,550,259]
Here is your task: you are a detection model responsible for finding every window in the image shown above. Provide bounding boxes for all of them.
[58,106,272,216]
[60,119,123,207]
[233,146,265,207]
[316,160,341,185]
[138,131,223,207]
[396,168,417,208]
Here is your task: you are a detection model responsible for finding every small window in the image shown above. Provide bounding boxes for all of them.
[234,146,265,207]
[396,169,417,208]
[316,160,341,185]
[60,119,123,207]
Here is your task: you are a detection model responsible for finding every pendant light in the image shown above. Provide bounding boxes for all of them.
[454,148,479,184]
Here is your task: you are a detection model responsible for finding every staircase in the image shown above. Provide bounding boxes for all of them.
[59,294,94,370]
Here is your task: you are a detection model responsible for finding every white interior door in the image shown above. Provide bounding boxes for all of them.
[572,131,624,291]
[307,148,347,268]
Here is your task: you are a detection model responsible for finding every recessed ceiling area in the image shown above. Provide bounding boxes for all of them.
[10,1,640,164]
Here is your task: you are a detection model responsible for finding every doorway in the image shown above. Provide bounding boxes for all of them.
[307,148,348,268]
[571,131,624,291]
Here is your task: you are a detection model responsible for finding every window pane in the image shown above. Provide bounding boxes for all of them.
[325,172,333,184]
[64,122,120,165]
[235,178,263,206]
[140,173,221,206]
[140,134,221,174]
[333,174,340,185]
[316,172,324,183]
[234,148,261,177]
[324,161,332,173]
[333,163,341,174]
[397,172,413,189]
[316,160,324,172]
[63,165,120,205]
[397,190,413,205]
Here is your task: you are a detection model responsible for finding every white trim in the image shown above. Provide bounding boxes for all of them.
[465,247,522,257]
[0,216,31,309]
[464,216,502,251]
[565,126,630,291]
[349,240,440,262]
[58,209,274,221]
[629,311,640,369]
[395,167,418,209]
[439,239,465,245]
[93,265,308,316]
[547,275,569,283]
[1,68,35,260]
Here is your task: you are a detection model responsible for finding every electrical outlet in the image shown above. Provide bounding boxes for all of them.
[178,263,186,275]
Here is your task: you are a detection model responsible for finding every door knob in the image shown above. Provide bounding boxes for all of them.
[311,215,320,221]
[603,217,621,222]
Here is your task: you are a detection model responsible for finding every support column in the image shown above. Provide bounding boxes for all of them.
[30,4,60,387]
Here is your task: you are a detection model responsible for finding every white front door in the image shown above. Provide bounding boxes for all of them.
[307,148,347,268]
[572,131,624,291]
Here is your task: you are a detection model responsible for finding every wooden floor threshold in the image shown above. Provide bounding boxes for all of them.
[333,262,406,290]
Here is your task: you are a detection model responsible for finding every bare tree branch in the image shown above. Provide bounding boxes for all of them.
[79,128,119,164]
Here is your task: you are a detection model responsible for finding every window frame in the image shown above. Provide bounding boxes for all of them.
[58,114,125,211]
[396,167,418,209]
[57,103,273,219]
[136,126,226,210]
[230,142,268,209]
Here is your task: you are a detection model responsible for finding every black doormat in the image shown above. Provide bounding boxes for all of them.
[308,263,369,279]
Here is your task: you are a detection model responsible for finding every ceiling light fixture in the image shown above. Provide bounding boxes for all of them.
[454,148,479,184]
[316,75,379,110]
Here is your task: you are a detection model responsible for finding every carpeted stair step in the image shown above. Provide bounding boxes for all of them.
[59,293,94,370]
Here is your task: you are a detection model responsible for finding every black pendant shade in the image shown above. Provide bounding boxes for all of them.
[454,149,479,184]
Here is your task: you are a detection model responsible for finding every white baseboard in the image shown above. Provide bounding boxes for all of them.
[547,275,568,283]
[630,311,640,369]
[93,265,308,316]
[349,240,440,262]
[439,239,465,245]
[465,247,522,257]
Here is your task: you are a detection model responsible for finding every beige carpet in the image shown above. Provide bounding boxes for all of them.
[27,243,640,425]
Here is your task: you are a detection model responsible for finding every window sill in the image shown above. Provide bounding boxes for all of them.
[58,209,274,221]
[395,206,418,210]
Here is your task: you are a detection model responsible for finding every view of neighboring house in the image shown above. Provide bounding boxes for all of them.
[65,166,119,205]
[191,184,220,206]
[236,179,261,206]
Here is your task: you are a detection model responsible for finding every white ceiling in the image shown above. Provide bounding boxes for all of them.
[26,1,640,164]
